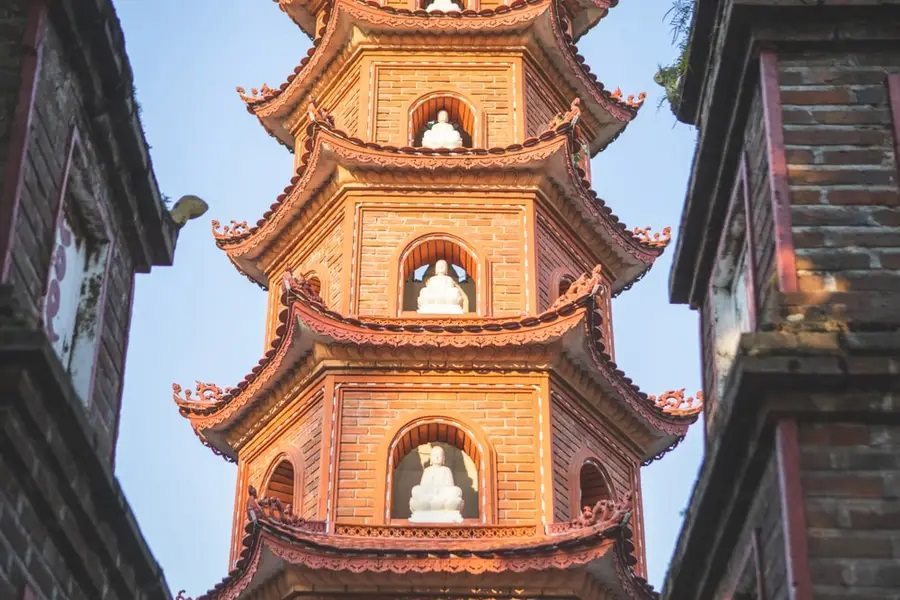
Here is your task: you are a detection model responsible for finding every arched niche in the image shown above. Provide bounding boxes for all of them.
[548,266,579,308]
[263,456,297,507]
[398,235,479,315]
[413,0,480,10]
[292,264,328,304]
[383,416,495,523]
[567,449,616,519]
[579,459,613,507]
[558,274,576,298]
[408,92,481,148]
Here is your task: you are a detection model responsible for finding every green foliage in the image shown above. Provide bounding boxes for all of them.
[654,0,695,112]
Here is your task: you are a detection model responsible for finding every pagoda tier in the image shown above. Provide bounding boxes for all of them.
[275,0,618,42]
[175,268,698,463]
[212,115,668,306]
[189,489,656,599]
[238,0,643,155]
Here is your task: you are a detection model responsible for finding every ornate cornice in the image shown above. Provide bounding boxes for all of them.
[181,486,657,600]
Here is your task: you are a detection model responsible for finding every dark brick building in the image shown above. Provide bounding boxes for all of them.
[665,1,900,599]
[0,0,179,598]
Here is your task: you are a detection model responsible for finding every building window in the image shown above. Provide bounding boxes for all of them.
[264,458,296,507]
[409,93,477,148]
[400,236,477,315]
[389,421,481,520]
[578,459,612,509]
[710,184,754,400]
[42,138,111,404]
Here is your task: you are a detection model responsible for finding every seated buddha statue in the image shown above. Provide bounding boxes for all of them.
[416,259,468,314]
[421,110,464,150]
[409,445,464,523]
[424,0,462,12]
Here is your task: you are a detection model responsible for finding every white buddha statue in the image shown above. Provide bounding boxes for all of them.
[420,110,464,150]
[424,0,462,12]
[417,259,468,314]
[409,445,464,523]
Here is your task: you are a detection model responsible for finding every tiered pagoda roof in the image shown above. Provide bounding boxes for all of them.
[274,0,619,41]
[239,0,643,154]
[174,0,700,596]
[213,110,667,291]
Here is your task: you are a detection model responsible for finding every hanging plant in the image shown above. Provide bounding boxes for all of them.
[654,0,695,112]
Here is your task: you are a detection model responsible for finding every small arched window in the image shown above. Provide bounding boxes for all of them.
[389,421,481,520]
[264,458,295,507]
[400,237,477,314]
[306,274,322,297]
[579,459,612,509]
[558,274,576,298]
[409,94,477,148]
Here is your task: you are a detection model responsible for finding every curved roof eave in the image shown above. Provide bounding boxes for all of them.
[212,120,667,291]
[173,269,700,460]
[193,488,657,600]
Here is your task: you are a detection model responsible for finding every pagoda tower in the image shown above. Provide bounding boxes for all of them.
[174,1,701,597]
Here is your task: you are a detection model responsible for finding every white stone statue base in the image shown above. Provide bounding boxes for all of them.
[409,510,464,524]
[417,304,465,315]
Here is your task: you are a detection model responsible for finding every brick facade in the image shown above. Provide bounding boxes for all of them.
[0,1,179,598]
[666,2,900,599]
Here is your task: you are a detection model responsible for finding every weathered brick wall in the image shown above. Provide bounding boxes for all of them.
[799,420,900,597]
[548,387,638,523]
[335,384,540,524]
[355,202,526,316]
[711,456,787,600]
[0,367,167,600]
[779,51,900,321]
[0,1,27,192]
[6,19,139,461]
[372,60,515,147]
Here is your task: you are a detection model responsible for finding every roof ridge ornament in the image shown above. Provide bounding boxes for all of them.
[172,381,231,405]
[211,219,250,240]
[572,491,633,529]
[648,389,704,417]
[631,226,672,249]
[306,98,336,128]
[549,264,603,311]
[545,97,582,132]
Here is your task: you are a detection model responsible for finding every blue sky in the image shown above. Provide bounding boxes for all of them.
[114,0,702,595]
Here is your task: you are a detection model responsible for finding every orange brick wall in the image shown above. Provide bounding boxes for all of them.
[524,68,559,138]
[535,211,593,311]
[333,383,542,525]
[550,384,644,573]
[549,386,639,522]
[332,74,361,138]
[371,60,516,147]
[265,211,344,343]
[353,200,527,316]
[244,394,325,520]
